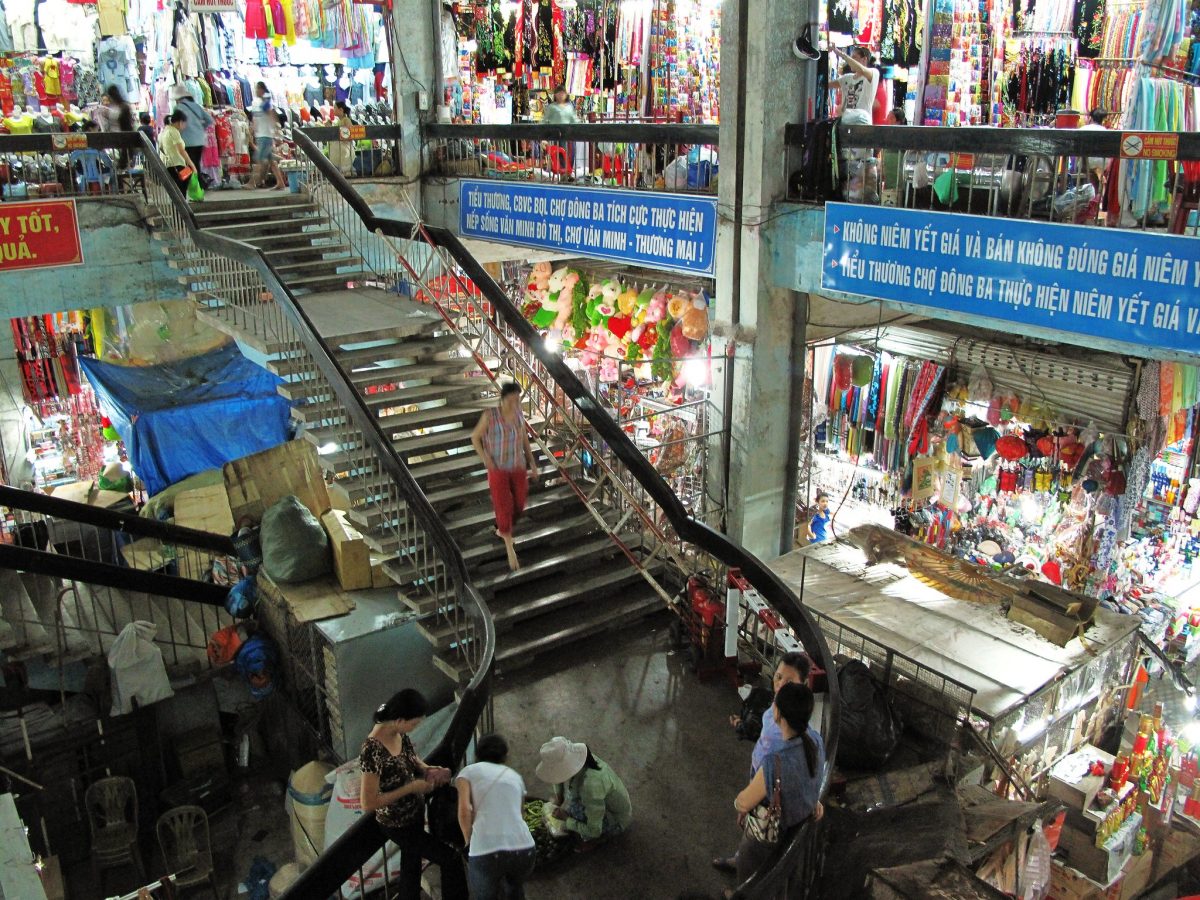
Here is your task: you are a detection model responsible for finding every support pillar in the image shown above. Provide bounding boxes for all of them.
[713,0,816,560]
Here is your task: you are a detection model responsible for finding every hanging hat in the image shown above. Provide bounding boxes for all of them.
[1059,441,1084,467]
[1041,560,1063,585]
[833,354,853,392]
[996,434,1028,461]
[971,427,999,459]
[1104,470,1127,497]
[851,355,874,387]
[1082,478,1100,493]
[977,540,1002,557]
[535,736,588,784]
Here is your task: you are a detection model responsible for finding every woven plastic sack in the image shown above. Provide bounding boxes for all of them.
[967,364,992,403]
[260,495,330,583]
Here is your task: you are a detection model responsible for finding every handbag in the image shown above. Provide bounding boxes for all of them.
[743,753,783,844]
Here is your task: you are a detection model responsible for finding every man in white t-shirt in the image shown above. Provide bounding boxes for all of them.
[832,46,880,126]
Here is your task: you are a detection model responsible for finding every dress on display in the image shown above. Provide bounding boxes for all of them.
[246,0,268,39]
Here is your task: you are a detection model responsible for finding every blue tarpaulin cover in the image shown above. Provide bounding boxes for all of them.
[80,344,292,496]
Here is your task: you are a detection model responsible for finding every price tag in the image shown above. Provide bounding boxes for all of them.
[348,125,366,140]
[65,134,88,150]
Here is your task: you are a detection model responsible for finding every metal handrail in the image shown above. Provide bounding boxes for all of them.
[0,484,235,554]
[293,128,839,899]
[424,121,719,144]
[133,132,496,899]
[789,122,1200,158]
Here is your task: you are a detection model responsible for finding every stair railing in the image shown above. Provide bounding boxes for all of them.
[0,483,237,664]
[292,132,840,900]
[137,135,496,897]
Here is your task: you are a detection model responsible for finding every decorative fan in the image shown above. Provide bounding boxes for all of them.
[902,543,1008,604]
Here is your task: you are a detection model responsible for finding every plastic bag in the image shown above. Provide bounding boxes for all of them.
[967,364,993,403]
[835,660,901,770]
[226,575,257,618]
[1020,819,1052,899]
[260,495,330,583]
[108,621,174,714]
[187,171,205,202]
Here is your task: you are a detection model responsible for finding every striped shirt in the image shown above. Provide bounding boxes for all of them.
[486,407,524,471]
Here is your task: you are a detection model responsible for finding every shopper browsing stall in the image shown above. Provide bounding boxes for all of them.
[456,734,537,899]
[832,46,881,125]
[358,689,468,900]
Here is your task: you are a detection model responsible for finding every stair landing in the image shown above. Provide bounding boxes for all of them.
[198,287,442,352]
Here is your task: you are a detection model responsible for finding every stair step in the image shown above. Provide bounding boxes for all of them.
[278,361,477,401]
[317,425,476,475]
[272,255,365,277]
[429,584,664,682]
[270,333,460,378]
[345,463,566,531]
[194,192,313,210]
[303,404,483,451]
[262,243,355,261]
[289,382,488,425]
[205,215,329,236]
[194,202,320,224]
[240,229,341,248]
[285,271,375,293]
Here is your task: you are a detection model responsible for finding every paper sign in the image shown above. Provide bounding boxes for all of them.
[0,200,84,272]
[1120,132,1179,160]
[348,125,366,140]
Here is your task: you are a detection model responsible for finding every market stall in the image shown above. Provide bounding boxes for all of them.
[443,0,719,122]
[803,324,1200,662]
[1,0,395,185]
[504,258,719,521]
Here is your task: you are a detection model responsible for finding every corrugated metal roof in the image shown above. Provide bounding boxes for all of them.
[838,325,1133,432]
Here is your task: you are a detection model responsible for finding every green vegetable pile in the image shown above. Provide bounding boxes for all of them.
[523,800,573,868]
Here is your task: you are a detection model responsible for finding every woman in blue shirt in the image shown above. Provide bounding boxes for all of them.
[806,492,832,543]
[731,682,826,894]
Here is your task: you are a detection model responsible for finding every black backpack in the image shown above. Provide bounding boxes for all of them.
[790,117,843,203]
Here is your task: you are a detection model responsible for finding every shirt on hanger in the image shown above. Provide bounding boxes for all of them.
[96,0,126,36]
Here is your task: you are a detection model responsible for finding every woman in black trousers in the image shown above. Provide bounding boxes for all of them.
[359,689,468,899]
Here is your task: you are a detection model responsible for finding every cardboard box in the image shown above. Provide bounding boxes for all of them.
[1049,746,1114,812]
[322,509,371,591]
[174,483,235,536]
[223,440,330,525]
[1056,812,1140,885]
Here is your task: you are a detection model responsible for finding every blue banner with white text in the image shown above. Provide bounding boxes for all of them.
[458,179,717,276]
[822,203,1200,355]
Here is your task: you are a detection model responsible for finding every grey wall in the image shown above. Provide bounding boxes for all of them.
[0,199,187,318]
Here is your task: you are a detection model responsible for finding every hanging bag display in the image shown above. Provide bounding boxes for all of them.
[743,753,784,844]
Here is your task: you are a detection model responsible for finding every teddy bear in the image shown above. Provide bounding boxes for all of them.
[580,326,608,367]
[680,294,709,341]
[644,290,670,325]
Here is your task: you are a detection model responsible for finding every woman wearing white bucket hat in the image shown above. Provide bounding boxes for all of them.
[536,737,631,845]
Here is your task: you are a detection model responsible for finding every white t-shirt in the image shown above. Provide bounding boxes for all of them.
[456,762,535,857]
[837,68,879,116]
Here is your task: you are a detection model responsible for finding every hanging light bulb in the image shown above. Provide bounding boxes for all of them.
[544,331,562,354]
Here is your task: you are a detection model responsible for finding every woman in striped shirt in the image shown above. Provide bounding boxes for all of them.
[471,381,538,571]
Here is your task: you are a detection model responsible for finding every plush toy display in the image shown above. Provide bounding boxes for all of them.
[520,267,711,384]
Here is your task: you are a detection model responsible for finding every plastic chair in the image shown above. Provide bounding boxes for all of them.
[70,149,114,194]
[157,804,219,898]
[84,775,146,888]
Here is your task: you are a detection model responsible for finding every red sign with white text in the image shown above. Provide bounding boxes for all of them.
[0,200,84,272]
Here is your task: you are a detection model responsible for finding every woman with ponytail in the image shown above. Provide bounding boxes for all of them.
[359,689,468,899]
[730,681,826,894]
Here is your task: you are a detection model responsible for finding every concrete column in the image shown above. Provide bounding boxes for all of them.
[390,0,440,183]
[713,0,816,560]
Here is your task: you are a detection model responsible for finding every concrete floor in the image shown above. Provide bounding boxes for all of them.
[493,613,750,900]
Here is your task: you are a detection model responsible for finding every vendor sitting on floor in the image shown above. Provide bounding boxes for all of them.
[536,736,632,846]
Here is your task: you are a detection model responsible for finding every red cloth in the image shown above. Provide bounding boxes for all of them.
[245,0,268,39]
[488,468,529,535]
[872,78,889,125]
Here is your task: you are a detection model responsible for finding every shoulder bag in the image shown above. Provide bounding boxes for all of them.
[743,753,783,845]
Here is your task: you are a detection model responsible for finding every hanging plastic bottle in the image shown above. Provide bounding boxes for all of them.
[1021,820,1052,900]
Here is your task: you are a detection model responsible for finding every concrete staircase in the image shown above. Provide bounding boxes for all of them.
[171,191,665,681]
